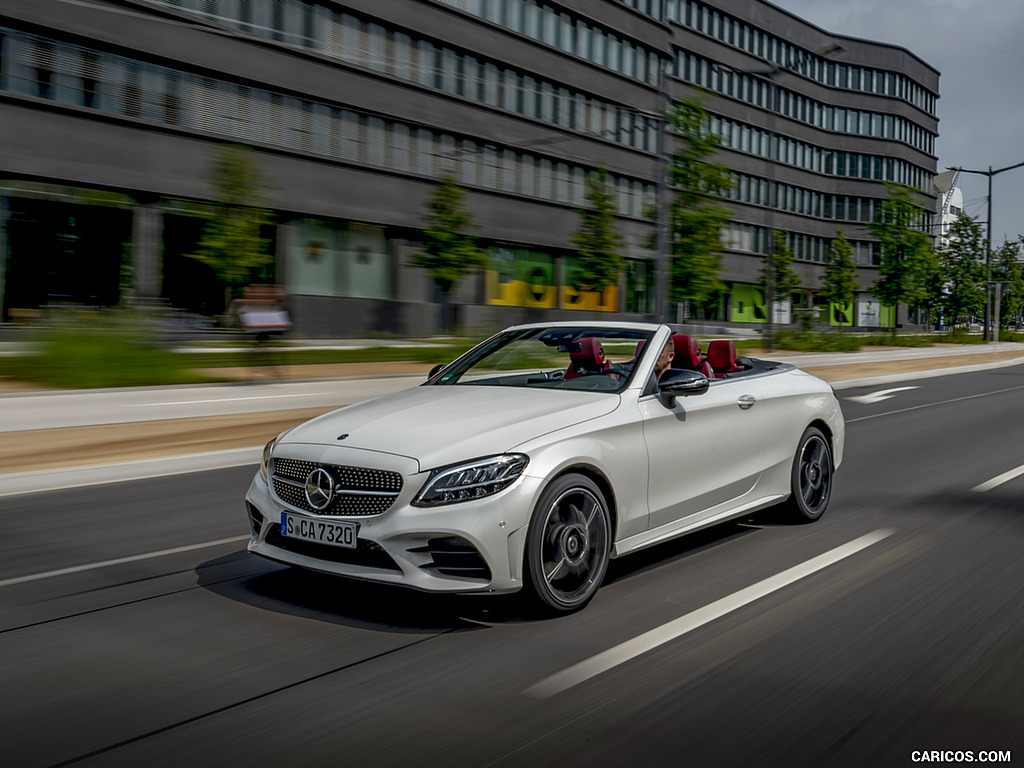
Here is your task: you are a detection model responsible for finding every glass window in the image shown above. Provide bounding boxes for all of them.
[623,41,635,78]
[415,128,433,175]
[502,148,517,192]
[592,28,605,66]
[460,140,478,186]
[571,167,585,206]
[438,133,457,175]
[416,40,436,88]
[503,69,520,112]
[340,109,361,161]
[542,6,559,46]
[576,22,591,60]
[537,158,552,199]
[523,75,538,118]
[390,123,409,171]
[462,55,480,100]
[365,115,385,165]
[560,14,574,54]
[525,2,542,39]
[540,81,554,122]
[441,48,458,93]
[554,162,569,203]
[483,62,499,106]
[393,32,412,80]
[507,0,525,32]
[520,154,535,196]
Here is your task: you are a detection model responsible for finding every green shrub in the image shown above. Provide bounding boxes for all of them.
[771,330,864,352]
[0,311,210,389]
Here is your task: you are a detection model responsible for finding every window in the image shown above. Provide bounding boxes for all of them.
[390,123,409,171]
[340,109,361,160]
[501,148,517,192]
[415,128,433,175]
[537,158,552,199]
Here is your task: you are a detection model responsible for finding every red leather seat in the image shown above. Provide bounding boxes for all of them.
[706,339,740,378]
[673,334,715,379]
[565,337,611,379]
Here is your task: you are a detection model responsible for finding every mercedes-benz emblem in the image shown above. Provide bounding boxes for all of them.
[304,468,334,510]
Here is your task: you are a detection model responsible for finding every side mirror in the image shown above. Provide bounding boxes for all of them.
[428,363,447,380]
[657,368,710,407]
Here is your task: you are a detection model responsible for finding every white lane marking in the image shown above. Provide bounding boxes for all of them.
[846,386,919,405]
[0,535,250,588]
[845,383,1024,423]
[526,529,895,698]
[973,464,1024,493]
[129,393,332,407]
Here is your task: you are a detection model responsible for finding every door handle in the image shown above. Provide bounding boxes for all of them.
[737,394,757,410]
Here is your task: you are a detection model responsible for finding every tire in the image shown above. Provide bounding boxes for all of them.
[523,473,611,614]
[784,426,833,523]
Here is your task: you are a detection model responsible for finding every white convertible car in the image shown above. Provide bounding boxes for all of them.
[245,322,844,613]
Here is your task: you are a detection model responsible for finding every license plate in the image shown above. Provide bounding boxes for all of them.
[281,513,357,549]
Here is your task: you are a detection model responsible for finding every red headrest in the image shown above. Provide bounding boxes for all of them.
[570,337,607,369]
[635,339,647,358]
[672,334,702,369]
[706,339,737,370]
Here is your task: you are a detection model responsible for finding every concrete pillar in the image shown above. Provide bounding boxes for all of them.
[131,205,163,298]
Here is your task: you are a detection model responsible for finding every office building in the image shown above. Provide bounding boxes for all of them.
[0,0,939,334]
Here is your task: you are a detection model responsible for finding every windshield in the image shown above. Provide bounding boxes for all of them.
[427,327,655,393]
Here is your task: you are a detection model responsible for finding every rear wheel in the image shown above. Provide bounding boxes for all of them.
[784,427,833,522]
[523,474,611,613]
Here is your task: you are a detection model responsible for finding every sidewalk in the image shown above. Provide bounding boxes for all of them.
[2,342,1023,496]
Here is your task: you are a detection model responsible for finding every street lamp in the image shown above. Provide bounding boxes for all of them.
[947,160,1024,341]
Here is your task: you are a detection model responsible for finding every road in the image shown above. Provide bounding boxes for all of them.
[1,364,1023,767]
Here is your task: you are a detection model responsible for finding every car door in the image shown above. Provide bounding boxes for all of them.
[638,376,768,531]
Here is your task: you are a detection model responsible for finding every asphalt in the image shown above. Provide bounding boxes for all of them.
[2,341,1023,497]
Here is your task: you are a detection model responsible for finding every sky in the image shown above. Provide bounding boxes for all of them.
[768,0,1024,245]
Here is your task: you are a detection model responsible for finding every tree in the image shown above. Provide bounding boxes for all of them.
[186,144,275,309]
[937,215,986,329]
[413,173,486,333]
[867,183,938,334]
[762,229,802,308]
[570,168,624,294]
[820,229,859,326]
[993,238,1024,329]
[665,96,733,318]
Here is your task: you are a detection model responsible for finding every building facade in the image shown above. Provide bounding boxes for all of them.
[0,0,939,335]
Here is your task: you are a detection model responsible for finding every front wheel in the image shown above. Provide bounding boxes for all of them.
[784,426,833,523]
[523,474,611,614]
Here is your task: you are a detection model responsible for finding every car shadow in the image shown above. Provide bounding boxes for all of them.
[198,512,790,631]
[604,518,764,586]
[195,551,522,632]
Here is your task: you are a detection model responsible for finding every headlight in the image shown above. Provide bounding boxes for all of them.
[412,454,528,507]
[259,438,276,483]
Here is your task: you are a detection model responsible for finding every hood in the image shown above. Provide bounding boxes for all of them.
[277,384,621,471]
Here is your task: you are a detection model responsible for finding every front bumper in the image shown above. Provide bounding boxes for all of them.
[245,464,544,595]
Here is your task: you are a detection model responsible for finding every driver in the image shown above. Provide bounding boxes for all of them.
[654,339,675,380]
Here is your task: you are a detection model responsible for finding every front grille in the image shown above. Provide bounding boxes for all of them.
[271,458,403,516]
[264,526,402,572]
[409,537,492,581]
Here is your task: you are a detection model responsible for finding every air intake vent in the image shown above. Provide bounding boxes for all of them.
[409,537,492,581]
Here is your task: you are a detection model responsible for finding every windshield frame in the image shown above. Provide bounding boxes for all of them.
[423,325,658,394]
